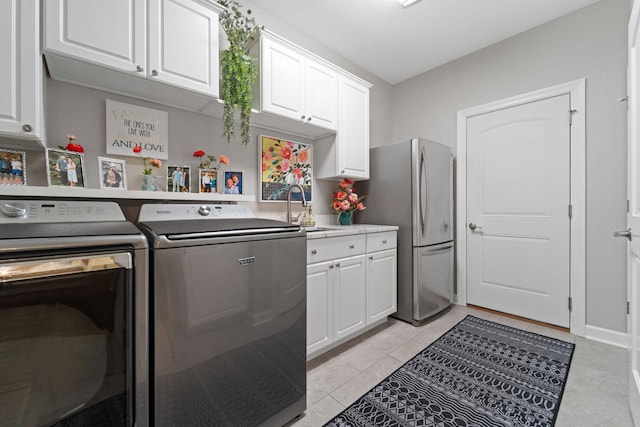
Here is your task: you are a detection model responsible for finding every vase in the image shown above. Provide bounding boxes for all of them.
[141,175,161,191]
[338,211,353,226]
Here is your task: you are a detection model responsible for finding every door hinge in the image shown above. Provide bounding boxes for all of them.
[568,204,573,219]
[628,301,631,315]
[568,297,573,312]
[628,199,631,213]
[569,109,577,125]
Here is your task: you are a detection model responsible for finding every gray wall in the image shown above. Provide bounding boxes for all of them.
[392,0,630,332]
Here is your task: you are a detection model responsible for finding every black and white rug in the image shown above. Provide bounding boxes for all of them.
[325,315,575,427]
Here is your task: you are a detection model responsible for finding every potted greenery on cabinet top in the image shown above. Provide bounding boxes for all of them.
[218,0,262,146]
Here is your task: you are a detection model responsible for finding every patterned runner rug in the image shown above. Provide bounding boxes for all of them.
[325,315,575,427]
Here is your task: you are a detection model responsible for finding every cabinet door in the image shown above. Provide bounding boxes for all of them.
[261,37,305,120]
[337,76,370,179]
[333,255,366,340]
[307,261,333,355]
[0,0,41,139]
[148,0,220,96]
[305,60,338,131]
[44,0,146,74]
[366,249,397,324]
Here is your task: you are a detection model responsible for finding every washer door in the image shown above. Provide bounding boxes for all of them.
[0,252,134,427]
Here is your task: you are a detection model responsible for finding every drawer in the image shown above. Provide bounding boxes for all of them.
[307,234,366,264]
[366,231,397,253]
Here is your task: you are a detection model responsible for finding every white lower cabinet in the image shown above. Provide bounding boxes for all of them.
[306,230,396,358]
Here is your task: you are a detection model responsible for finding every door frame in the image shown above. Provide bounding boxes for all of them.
[456,79,586,336]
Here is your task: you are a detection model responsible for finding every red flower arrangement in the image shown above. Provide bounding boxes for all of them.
[133,146,162,175]
[332,178,366,219]
[59,134,85,153]
[193,150,230,170]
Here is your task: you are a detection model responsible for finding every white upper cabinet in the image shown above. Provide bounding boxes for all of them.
[148,0,220,96]
[43,0,222,109]
[316,75,371,180]
[258,32,338,132]
[44,0,146,75]
[0,0,42,142]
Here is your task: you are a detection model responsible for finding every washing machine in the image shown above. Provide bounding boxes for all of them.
[138,203,306,427]
[0,200,148,426]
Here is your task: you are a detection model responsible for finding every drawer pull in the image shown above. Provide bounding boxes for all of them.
[335,262,340,267]
[329,264,334,269]
[349,244,355,249]
[369,256,373,260]
[382,240,387,244]
[311,249,317,255]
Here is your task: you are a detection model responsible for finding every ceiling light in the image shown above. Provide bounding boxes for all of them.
[398,0,422,8]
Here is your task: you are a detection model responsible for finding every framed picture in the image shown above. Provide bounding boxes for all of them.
[167,165,191,192]
[0,149,26,186]
[259,135,312,202]
[199,169,218,193]
[222,171,243,195]
[46,148,86,188]
[98,156,127,190]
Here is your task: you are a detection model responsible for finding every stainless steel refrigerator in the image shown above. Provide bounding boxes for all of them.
[359,138,453,324]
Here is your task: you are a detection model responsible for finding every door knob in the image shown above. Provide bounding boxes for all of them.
[468,222,482,231]
[613,228,632,241]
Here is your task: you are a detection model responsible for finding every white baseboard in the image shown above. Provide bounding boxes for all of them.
[585,324,629,349]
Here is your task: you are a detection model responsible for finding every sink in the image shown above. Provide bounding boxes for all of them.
[302,226,332,232]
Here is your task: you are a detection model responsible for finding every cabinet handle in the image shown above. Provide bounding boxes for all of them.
[382,240,387,244]
[307,117,312,122]
[22,124,32,133]
[151,69,159,76]
[369,256,373,260]
[301,115,306,120]
[136,65,144,72]
[349,244,355,249]
[329,264,334,269]
[341,170,345,174]
[311,249,317,255]
[335,262,340,267]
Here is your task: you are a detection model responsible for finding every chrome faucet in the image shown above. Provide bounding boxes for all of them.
[286,184,308,223]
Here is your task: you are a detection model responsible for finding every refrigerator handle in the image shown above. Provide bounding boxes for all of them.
[419,147,428,238]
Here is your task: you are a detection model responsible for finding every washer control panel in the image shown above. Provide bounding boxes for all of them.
[0,200,126,223]
[138,204,256,222]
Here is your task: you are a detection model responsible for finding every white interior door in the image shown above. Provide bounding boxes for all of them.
[626,0,640,422]
[466,94,571,327]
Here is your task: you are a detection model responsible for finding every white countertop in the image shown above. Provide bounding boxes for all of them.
[303,224,399,240]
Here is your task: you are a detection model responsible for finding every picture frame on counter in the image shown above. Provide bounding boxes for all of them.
[0,149,26,186]
[167,165,191,193]
[46,148,86,188]
[259,135,312,203]
[223,170,243,195]
[198,169,218,193]
[98,156,127,190]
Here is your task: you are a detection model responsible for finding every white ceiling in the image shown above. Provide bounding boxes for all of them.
[249,0,601,84]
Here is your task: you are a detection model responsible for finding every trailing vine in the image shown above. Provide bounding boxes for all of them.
[219,0,262,145]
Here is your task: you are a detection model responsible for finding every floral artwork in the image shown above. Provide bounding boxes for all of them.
[260,135,312,202]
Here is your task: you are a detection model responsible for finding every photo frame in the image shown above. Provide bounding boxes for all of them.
[98,156,127,190]
[167,165,191,192]
[198,169,218,193]
[259,135,312,202]
[0,149,26,186]
[46,148,86,188]
[222,171,243,195]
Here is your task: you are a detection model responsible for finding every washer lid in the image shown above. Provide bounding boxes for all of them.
[139,218,299,241]
[0,221,143,240]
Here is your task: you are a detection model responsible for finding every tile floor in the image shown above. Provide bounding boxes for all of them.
[287,305,632,426]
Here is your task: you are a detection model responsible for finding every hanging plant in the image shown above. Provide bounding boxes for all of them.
[219,0,262,145]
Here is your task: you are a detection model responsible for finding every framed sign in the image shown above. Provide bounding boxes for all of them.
[259,135,312,202]
[106,99,169,160]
